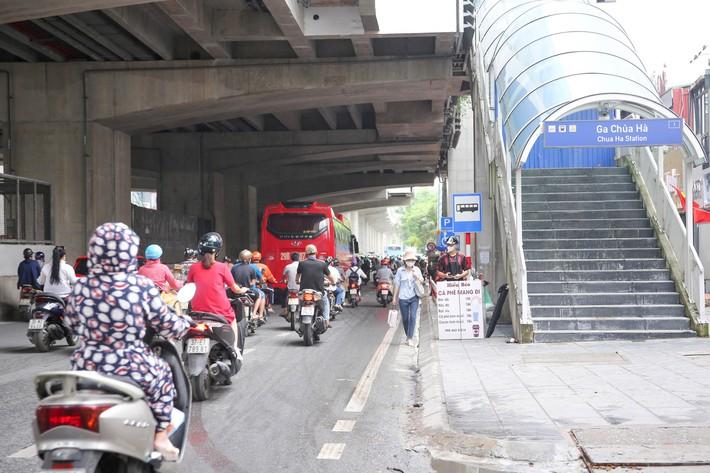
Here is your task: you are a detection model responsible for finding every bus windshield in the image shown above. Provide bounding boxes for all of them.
[266,213,328,239]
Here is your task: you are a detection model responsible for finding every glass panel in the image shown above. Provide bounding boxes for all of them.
[479,0,542,57]
[0,176,17,240]
[36,183,51,241]
[266,213,328,239]
[131,191,158,210]
[18,180,35,241]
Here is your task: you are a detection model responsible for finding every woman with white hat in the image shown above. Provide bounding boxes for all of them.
[392,248,425,346]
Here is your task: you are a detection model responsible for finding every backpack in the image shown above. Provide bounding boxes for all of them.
[348,267,360,282]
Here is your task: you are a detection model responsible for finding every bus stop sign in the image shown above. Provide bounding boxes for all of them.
[452,193,482,233]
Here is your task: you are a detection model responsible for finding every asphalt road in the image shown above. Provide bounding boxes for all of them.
[0,289,432,473]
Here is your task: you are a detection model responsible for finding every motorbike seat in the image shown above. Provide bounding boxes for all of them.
[34,293,66,306]
[190,311,230,325]
[73,374,142,398]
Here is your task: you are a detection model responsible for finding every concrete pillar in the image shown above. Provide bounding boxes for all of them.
[224,169,258,257]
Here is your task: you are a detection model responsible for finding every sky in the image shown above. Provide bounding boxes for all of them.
[597,0,710,87]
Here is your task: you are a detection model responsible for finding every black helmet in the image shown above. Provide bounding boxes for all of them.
[325,256,334,265]
[445,235,459,246]
[184,248,198,260]
[35,251,45,261]
[23,248,33,259]
[198,232,223,255]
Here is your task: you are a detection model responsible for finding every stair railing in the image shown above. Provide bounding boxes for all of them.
[624,147,708,335]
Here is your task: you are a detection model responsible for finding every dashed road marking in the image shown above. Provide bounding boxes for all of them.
[243,348,256,355]
[344,323,398,413]
[332,420,356,432]
[317,443,345,460]
[277,331,292,337]
[9,444,36,458]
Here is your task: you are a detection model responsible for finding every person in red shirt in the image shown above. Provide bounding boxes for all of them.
[187,233,247,350]
[138,244,182,293]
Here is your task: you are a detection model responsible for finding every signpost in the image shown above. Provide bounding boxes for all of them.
[436,279,484,340]
[452,193,483,233]
[438,231,455,249]
[440,216,453,232]
[543,118,684,148]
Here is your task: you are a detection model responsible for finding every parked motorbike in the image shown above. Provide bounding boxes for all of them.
[27,293,74,352]
[296,289,327,346]
[286,289,300,331]
[32,284,195,472]
[18,284,36,320]
[376,281,393,307]
[346,281,361,308]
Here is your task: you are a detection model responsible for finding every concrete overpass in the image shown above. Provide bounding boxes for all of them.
[0,0,470,263]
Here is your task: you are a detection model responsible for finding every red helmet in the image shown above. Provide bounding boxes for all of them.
[381,257,390,265]
[252,251,262,262]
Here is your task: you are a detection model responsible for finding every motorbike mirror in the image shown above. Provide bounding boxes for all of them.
[177,283,196,304]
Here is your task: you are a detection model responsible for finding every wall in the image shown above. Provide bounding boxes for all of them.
[0,243,55,320]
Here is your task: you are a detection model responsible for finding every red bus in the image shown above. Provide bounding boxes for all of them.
[260,201,357,299]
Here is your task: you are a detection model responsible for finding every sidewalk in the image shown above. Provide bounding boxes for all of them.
[414,298,710,473]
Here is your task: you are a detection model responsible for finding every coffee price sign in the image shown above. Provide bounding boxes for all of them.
[436,279,484,340]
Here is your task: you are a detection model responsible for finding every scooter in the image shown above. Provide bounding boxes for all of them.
[286,289,300,331]
[346,281,361,308]
[376,281,393,307]
[32,283,195,473]
[296,289,327,346]
[18,284,36,321]
[325,282,339,321]
[27,293,75,352]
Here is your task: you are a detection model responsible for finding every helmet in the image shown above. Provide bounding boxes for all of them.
[23,248,33,259]
[325,256,334,265]
[381,257,390,265]
[198,232,223,255]
[184,248,197,260]
[445,235,459,246]
[332,259,340,266]
[305,244,317,255]
[35,251,45,261]
[252,251,262,262]
[145,244,163,260]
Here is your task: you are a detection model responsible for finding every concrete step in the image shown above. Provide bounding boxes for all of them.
[522,167,629,176]
[533,317,691,332]
[523,200,644,211]
[524,209,648,220]
[523,191,640,202]
[527,269,672,282]
[528,280,676,294]
[524,248,662,260]
[524,238,659,250]
[523,218,651,230]
[521,175,632,184]
[529,292,680,306]
[527,258,667,271]
[524,228,655,239]
[515,182,637,193]
[530,304,685,317]
[533,329,696,342]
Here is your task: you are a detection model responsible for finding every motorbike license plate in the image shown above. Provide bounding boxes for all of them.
[28,319,45,330]
[381,290,389,295]
[288,298,299,305]
[350,289,358,295]
[187,338,210,354]
[301,305,315,316]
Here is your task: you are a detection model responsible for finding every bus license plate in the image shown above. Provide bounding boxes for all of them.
[301,305,315,316]
[350,289,358,295]
[288,298,299,306]
[28,319,45,330]
[187,338,209,354]
[381,290,388,295]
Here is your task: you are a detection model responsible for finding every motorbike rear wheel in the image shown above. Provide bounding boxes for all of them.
[303,324,314,346]
[66,332,76,346]
[32,330,51,352]
[191,370,211,402]
[289,311,296,331]
[97,455,153,473]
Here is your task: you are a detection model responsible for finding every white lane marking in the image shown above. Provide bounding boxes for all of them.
[344,323,398,413]
[243,348,256,355]
[317,443,345,460]
[332,420,356,432]
[9,444,36,458]
[277,332,292,337]
[0,322,14,325]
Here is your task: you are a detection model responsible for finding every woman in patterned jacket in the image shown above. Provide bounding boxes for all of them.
[65,222,191,460]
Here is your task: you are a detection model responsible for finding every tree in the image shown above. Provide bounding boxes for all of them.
[397,188,437,251]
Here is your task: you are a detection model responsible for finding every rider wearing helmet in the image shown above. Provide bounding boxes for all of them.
[296,244,336,326]
[375,258,394,285]
[35,251,46,265]
[232,250,266,324]
[17,247,42,290]
[251,250,277,314]
[174,248,198,282]
[138,244,182,294]
[436,235,470,281]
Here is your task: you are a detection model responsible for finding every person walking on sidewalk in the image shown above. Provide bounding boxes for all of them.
[392,249,424,346]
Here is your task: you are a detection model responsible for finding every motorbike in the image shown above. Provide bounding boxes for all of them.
[286,289,300,331]
[32,283,195,473]
[376,281,393,307]
[237,290,258,335]
[346,280,361,308]
[296,289,327,346]
[324,282,339,321]
[18,284,36,320]
[27,293,75,352]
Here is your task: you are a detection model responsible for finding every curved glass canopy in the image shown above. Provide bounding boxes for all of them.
[474,0,705,167]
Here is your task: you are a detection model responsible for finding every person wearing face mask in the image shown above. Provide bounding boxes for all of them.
[392,249,425,346]
[436,235,470,281]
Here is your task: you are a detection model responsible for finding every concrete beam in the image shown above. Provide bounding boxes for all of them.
[351,37,373,56]
[0,25,65,61]
[63,14,133,60]
[318,107,337,130]
[261,0,315,58]
[213,9,286,41]
[321,190,388,207]
[0,0,157,24]
[359,0,379,32]
[0,34,37,61]
[158,0,231,59]
[435,34,455,55]
[376,100,445,140]
[347,105,363,129]
[31,18,103,60]
[333,196,411,212]
[273,111,301,130]
[241,115,265,131]
[104,5,175,60]
[87,57,452,133]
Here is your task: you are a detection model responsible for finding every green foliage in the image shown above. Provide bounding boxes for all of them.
[396,188,437,251]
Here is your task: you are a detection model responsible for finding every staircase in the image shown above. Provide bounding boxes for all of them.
[520,167,696,342]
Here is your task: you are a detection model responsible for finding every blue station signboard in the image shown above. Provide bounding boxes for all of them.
[543,118,684,148]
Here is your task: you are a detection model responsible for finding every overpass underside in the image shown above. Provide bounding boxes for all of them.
[0,0,471,260]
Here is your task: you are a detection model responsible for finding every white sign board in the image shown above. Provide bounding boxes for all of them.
[436,279,484,340]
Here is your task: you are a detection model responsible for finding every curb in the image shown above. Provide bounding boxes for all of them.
[412,297,586,473]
